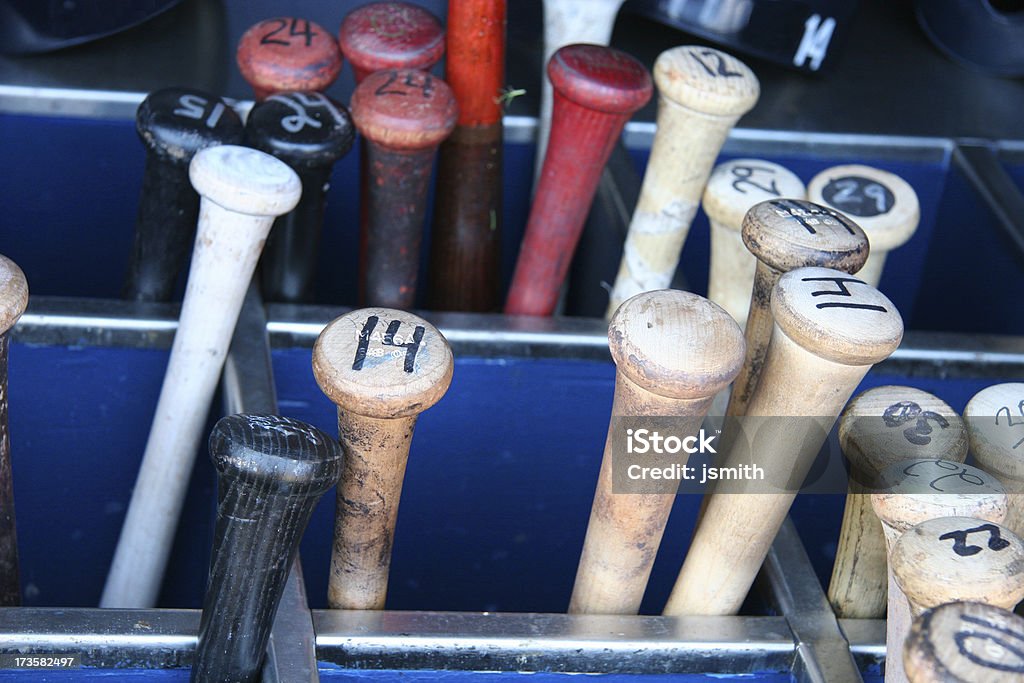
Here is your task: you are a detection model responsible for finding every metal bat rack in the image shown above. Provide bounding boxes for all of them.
[6,288,1024,682]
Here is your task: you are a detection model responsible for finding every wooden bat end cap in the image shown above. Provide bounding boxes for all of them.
[608,290,745,400]
[964,383,1024,482]
[548,44,653,115]
[742,199,869,274]
[838,386,967,476]
[0,254,28,336]
[209,414,343,497]
[236,17,342,97]
[702,159,806,230]
[351,69,457,150]
[892,516,1024,612]
[246,92,355,169]
[338,1,444,77]
[904,601,1024,682]
[654,46,759,117]
[312,308,454,419]
[135,88,244,161]
[771,266,903,366]
[189,145,302,217]
[808,165,921,251]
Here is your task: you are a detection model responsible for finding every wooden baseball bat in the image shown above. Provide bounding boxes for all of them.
[505,44,652,316]
[338,1,445,84]
[191,414,341,683]
[101,145,302,608]
[663,266,904,616]
[569,290,745,615]
[891,516,1024,683]
[236,17,342,101]
[427,0,506,312]
[245,91,355,303]
[807,164,921,287]
[605,46,760,317]
[871,458,1008,683]
[965,383,1024,543]
[312,307,454,609]
[534,0,625,190]
[123,88,244,303]
[904,601,1024,683]
[829,386,968,619]
[350,69,457,308]
[0,255,27,607]
[724,199,869,418]
[702,159,806,328]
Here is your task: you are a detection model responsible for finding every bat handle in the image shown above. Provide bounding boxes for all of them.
[191,414,342,683]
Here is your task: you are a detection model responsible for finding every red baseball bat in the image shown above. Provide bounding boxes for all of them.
[428,0,506,312]
[236,17,342,101]
[504,44,651,316]
[338,1,445,83]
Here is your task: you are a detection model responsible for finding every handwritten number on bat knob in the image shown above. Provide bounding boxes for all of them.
[939,524,1011,557]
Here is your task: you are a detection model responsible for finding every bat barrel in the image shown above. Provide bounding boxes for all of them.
[350,69,457,309]
[236,17,342,101]
[0,255,28,607]
[123,88,244,303]
[191,414,342,683]
[102,146,301,609]
[505,44,652,317]
[428,0,506,312]
[245,92,355,303]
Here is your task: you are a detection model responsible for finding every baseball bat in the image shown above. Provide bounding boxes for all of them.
[101,145,302,608]
[338,1,445,84]
[724,199,869,418]
[807,164,921,287]
[663,266,904,616]
[965,383,1024,543]
[312,307,454,609]
[702,159,806,328]
[190,414,341,683]
[123,88,244,303]
[904,601,1024,683]
[569,290,745,614]
[534,0,625,189]
[427,0,506,312]
[505,44,652,316]
[871,458,1008,683]
[245,91,355,303]
[605,46,759,317]
[892,516,1024,683]
[0,255,27,607]
[350,69,457,308]
[236,17,342,101]
[829,386,968,619]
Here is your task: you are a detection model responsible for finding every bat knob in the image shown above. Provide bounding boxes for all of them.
[770,266,903,366]
[312,307,453,419]
[892,516,1024,614]
[0,255,28,336]
[135,88,244,164]
[189,145,302,217]
[703,159,806,233]
[963,383,1024,482]
[548,44,653,115]
[208,414,343,496]
[351,69,458,151]
[339,1,445,83]
[608,290,745,400]
[236,17,342,101]
[742,199,870,274]
[245,92,355,170]
[653,46,760,117]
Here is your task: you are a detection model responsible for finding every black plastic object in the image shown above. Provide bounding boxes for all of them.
[916,0,1024,77]
[622,0,859,73]
[0,0,182,54]
[192,414,342,683]
[123,87,244,302]
[246,92,355,303]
